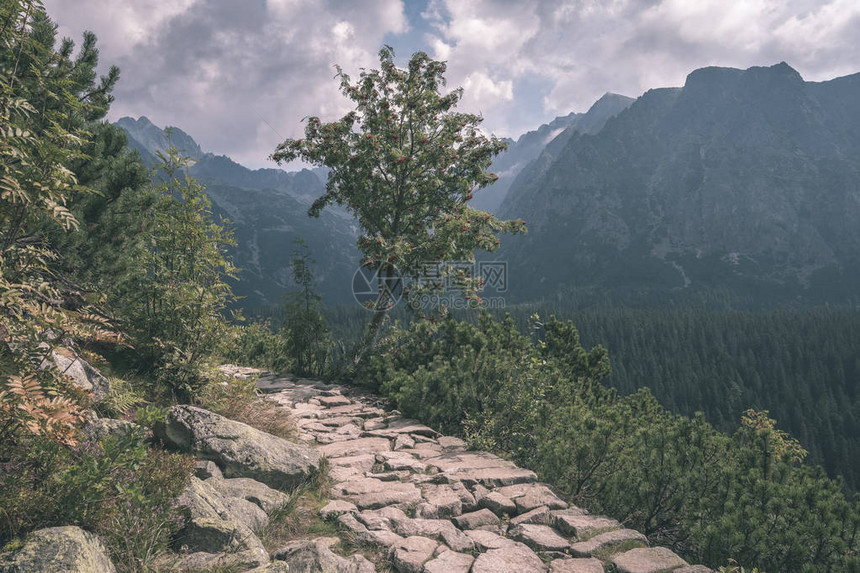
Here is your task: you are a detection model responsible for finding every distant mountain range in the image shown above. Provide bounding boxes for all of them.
[498,62,860,307]
[118,62,860,311]
[471,92,633,214]
[116,116,359,309]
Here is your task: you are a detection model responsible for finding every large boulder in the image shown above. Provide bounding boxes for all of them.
[174,477,269,568]
[0,526,116,573]
[46,350,111,402]
[157,405,320,490]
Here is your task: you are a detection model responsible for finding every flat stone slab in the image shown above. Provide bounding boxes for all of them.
[390,536,438,573]
[419,483,463,517]
[554,513,620,539]
[452,508,500,529]
[509,523,572,552]
[472,542,548,573]
[423,549,474,573]
[675,567,715,573]
[497,483,569,512]
[319,499,357,520]
[319,437,392,458]
[612,547,689,573]
[570,529,648,558]
[451,466,539,487]
[549,557,605,572]
[511,505,554,526]
[390,518,474,553]
[480,491,517,516]
[318,395,352,407]
[331,478,421,509]
[465,529,518,551]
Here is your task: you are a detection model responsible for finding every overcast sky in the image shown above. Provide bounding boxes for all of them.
[43,0,860,170]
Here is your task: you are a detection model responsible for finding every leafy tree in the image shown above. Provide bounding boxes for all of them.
[118,146,237,401]
[280,238,329,377]
[271,46,525,364]
[1,0,119,444]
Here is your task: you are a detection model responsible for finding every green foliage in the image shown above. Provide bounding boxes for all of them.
[117,146,237,401]
[1,0,121,446]
[225,320,289,372]
[503,305,860,493]
[280,239,331,378]
[0,429,193,571]
[368,312,860,572]
[272,46,525,360]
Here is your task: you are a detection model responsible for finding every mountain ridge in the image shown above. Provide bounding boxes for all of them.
[499,62,860,306]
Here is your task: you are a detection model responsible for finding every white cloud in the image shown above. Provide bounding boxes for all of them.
[38,0,860,167]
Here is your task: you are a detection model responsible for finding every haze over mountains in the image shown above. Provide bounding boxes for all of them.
[498,62,860,307]
[119,62,860,311]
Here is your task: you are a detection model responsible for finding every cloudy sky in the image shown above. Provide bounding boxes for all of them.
[43,0,860,169]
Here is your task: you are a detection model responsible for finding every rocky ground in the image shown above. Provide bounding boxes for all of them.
[247,365,714,573]
[0,364,716,572]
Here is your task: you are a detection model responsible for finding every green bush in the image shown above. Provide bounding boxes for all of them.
[225,321,289,373]
[0,427,193,572]
[365,312,860,572]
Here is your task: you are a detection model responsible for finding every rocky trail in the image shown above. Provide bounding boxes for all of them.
[229,365,714,573]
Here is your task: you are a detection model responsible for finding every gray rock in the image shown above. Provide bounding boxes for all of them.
[437,436,468,449]
[320,499,358,520]
[207,477,290,513]
[0,526,116,573]
[452,508,500,529]
[221,495,269,531]
[570,529,648,558]
[480,491,517,516]
[511,505,554,526]
[471,542,548,573]
[318,395,352,407]
[497,483,569,513]
[394,434,415,450]
[47,351,111,402]
[612,547,689,573]
[175,517,268,569]
[548,557,605,572]
[553,514,620,540]
[675,566,715,573]
[419,483,463,517]
[389,536,438,573]
[423,549,474,573]
[464,529,517,552]
[194,460,223,480]
[332,477,421,509]
[81,417,140,443]
[509,524,572,552]
[356,506,409,530]
[274,539,374,572]
[389,518,474,553]
[319,437,392,458]
[174,477,269,565]
[246,563,292,572]
[157,405,321,490]
[428,452,537,487]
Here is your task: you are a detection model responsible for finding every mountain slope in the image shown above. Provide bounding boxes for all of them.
[116,116,360,308]
[499,63,860,305]
[472,93,633,214]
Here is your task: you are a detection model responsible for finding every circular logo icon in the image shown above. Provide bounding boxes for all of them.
[352,263,404,310]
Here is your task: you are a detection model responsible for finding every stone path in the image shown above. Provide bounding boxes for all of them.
[222,365,714,573]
